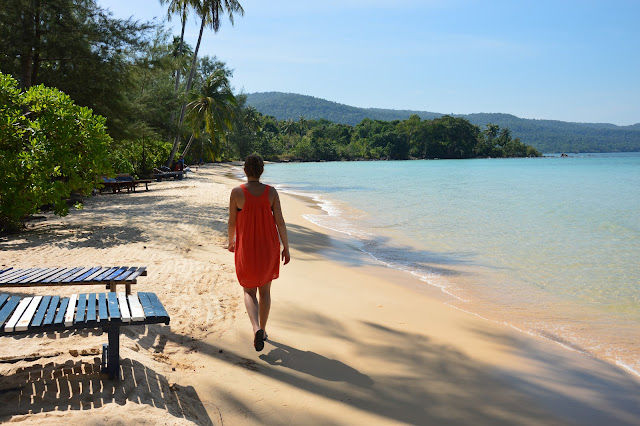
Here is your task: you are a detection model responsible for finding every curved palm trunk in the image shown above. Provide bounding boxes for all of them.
[181,133,196,158]
[167,15,206,167]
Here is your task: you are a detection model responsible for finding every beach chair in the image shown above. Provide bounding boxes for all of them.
[0,291,170,379]
[116,173,152,192]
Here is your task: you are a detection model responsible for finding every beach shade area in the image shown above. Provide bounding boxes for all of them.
[0,164,639,425]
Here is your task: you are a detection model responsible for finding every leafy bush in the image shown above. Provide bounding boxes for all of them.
[108,138,172,178]
[0,73,112,232]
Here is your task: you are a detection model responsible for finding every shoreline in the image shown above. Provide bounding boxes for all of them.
[1,163,639,424]
[264,160,640,382]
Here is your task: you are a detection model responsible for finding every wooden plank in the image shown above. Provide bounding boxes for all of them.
[7,268,45,284]
[97,293,108,321]
[78,266,107,282]
[118,292,131,322]
[114,266,137,281]
[14,267,58,283]
[107,292,121,320]
[125,266,147,282]
[0,297,21,327]
[41,267,74,283]
[128,294,145,321]
[75,293,87,323]
[15,296,42,331]
[31,295,52,328]
[86,293,97,322]
[145,292,169,320]
[137,292,156,318]
[105,266,128,282]
[0,268,28,283]
[62,267,92,283]
[5,297,32,332]
[53,297,70,325]
[42,296,60,326]
[50,267,84,283]
[94,267,120,282]
[0,268,38,283]
[73,266,103,283]
[0,294,8,308]
[64,294,77,326]
[30,267,63,284]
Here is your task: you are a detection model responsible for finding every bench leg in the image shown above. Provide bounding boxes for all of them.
[101,325,121,379]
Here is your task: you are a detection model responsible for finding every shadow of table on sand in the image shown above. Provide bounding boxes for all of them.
[0,356,213,425]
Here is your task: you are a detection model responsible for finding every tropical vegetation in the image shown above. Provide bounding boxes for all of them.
[0,0,540,231]
[247,92,640,153]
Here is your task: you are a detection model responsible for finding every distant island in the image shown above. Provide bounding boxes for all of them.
[246,92,640,153]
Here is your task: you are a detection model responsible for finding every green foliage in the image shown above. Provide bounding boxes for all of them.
[246,92,640,153]
[0,73,111,232]
[185,68,237,161]
[226,107,541,162]
[0,0,155,141]
[108,138,172,178]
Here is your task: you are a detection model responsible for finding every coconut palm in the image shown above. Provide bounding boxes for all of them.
[161,0,194,93]
[166,0,244,166]
[183,69,237,160]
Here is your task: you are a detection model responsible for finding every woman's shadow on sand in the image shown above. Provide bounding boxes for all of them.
[259,340,374,388]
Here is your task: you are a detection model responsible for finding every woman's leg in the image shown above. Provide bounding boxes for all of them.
[258,281,272,337]
[243,287,260,334]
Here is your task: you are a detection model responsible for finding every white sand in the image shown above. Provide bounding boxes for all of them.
[1,164,639,425]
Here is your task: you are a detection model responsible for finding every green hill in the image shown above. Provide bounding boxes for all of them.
[246,92,640,153]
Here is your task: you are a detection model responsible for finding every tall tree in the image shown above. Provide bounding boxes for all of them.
[184,69,237,160]
[161,0,194,93]
[165,0,244,166]
[0,0,152,140]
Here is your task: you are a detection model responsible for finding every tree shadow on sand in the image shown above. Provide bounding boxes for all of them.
[147,304,640,425]
[0,192,228,252]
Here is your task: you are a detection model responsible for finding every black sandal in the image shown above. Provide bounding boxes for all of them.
[254,329,265,351]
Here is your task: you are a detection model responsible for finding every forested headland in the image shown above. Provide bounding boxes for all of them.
[247,92,640,154]
[1,0,539,230]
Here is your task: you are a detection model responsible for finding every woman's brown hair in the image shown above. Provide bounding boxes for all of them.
[244,154,264,178]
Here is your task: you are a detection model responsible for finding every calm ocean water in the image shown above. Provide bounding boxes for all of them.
[257,153,640,376]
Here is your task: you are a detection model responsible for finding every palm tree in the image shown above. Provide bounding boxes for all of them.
[183,69,237,160]
[243,106,261,134]
[165,0,244,166]
[161,0,194,93]
[483,123,500,142]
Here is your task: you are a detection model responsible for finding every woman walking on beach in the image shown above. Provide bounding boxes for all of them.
[228,154,291,351]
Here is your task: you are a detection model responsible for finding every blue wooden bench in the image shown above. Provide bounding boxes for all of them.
[0,291,170,379]
[0,266,147,295]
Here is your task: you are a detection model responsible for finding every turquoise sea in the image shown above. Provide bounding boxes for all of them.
[257,153,640,376]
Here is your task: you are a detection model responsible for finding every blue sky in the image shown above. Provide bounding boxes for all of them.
[99,0,639,125]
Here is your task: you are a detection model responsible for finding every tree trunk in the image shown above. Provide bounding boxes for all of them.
[19,5,34,90]
[168,6,187,144]
[31,0,42,87]
[174,6,187,93]
[167,15,205,167]
[181,133,196,158]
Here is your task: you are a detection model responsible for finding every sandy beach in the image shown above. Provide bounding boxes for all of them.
[1,163,639,425]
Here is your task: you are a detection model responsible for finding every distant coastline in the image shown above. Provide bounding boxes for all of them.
[246,92,640,154]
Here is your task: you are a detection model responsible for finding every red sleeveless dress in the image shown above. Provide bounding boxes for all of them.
[235,184,281,288]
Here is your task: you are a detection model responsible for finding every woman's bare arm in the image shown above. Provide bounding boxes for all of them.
[227,187,242,252]
[271,188,290,264]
